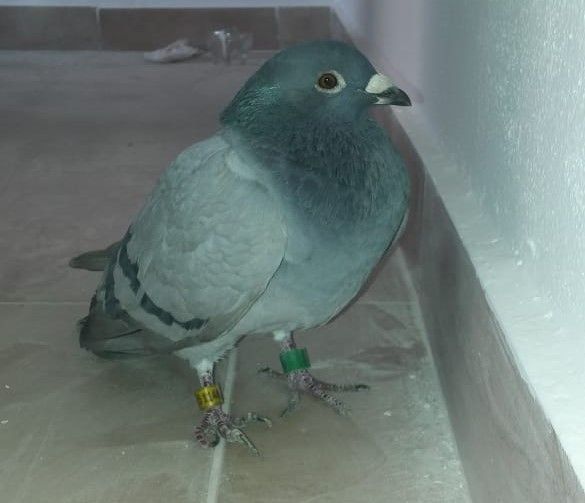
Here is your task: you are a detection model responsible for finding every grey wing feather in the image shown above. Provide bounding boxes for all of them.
[80,135,286,357]
[79,258,182,358]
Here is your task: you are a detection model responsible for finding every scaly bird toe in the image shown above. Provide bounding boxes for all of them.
[259,367,369,417]
[194,407,271,456]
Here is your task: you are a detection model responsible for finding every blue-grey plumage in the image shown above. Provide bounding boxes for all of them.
[73,41,410,454]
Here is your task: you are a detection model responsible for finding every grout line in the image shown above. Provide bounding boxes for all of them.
[274,6,282,49]
[205,348,238,503]
[0,164,21,200]
[95,7,103,51]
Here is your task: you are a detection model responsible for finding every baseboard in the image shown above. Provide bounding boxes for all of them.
[0,5,336,50]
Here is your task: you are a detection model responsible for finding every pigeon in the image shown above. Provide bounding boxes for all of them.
[71,40,411,455]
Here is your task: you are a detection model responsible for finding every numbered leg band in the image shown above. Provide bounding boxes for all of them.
[280,347,311,374]
[195,384,223,411]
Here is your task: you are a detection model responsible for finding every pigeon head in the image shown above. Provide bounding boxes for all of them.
[220,41,410,226]
[220,40,410,132]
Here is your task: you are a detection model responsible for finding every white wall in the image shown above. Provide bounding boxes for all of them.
[337,0,585,336]
[334,0,585,495]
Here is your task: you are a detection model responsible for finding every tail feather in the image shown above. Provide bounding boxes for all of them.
[69,241,121,272]
[79,296,175,359]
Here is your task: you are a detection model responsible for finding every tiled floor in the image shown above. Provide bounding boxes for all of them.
[0,51,470,503]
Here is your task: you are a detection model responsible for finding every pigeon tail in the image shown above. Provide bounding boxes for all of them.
[69,241,121,272]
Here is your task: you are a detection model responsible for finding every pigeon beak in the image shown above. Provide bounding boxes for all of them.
[365,74,411,106]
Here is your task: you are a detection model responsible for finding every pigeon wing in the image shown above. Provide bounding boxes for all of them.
[82,135,286,356]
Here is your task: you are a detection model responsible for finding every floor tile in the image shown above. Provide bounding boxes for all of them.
[220,256,470,503]
[0,303,212,503]
[0,6,99,50]
[0,52,265,302]
[277,7,332,47]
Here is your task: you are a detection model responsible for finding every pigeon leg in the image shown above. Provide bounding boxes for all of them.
[193,360,271,456]
[259,331,369,417]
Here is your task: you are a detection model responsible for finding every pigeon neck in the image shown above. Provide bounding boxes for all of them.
[223,116,402,227]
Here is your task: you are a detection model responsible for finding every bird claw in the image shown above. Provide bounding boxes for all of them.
[194,407,272,456]
[258,367,369,417]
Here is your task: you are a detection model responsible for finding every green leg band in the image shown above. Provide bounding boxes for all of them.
[280,347,311,373]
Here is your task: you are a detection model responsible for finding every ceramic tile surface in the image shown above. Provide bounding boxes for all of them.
[277,7,331,47]
[220,256,469,503]
[0,51,264,302]
[0,6,100,50]
[0,304,213,503]
[0,51,469,503]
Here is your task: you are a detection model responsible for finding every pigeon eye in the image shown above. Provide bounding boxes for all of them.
[318,73,338,89]
[315,70,346,94]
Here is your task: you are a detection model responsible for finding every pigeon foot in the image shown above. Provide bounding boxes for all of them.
[194,407,272,456]
[259,367,369,417]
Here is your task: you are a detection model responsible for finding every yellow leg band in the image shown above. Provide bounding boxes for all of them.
[195,384,223,411]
